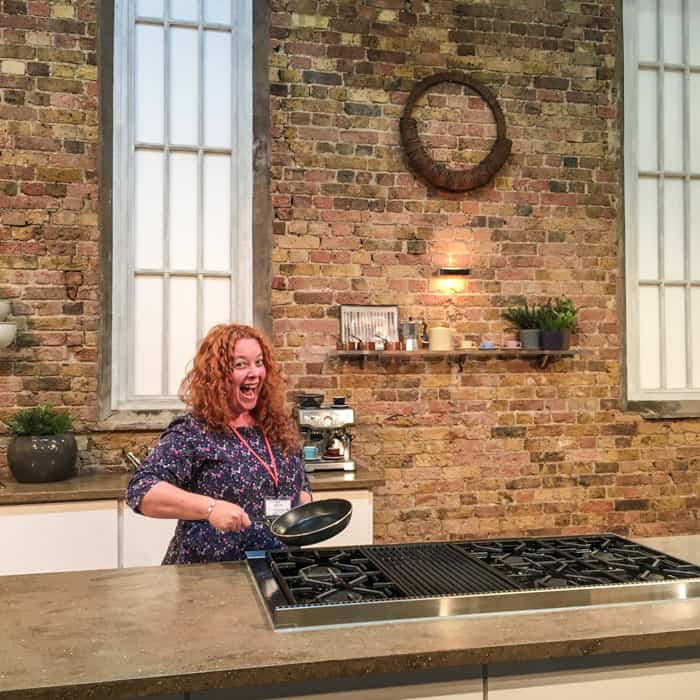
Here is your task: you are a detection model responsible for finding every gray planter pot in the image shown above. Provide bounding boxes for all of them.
[541,329,572,350]
[560,328,571,350]
[519,329,541,349]
[7,433,77,483]
[541,330,568,350]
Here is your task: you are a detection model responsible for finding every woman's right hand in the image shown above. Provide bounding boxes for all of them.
[207,500,251,532]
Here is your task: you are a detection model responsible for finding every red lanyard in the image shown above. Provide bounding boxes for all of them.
[231,427,278,489]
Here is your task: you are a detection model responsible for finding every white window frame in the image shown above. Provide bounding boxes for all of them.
[111,0,253,411]
[623,0,699,402]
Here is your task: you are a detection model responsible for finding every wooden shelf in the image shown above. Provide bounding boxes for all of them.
[329,349,575,370]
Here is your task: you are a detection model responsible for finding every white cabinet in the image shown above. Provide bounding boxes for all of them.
[312,489,373,547]
[0,500,119,575]
[120,503,176,567]
[488,658,700,700]
[0,488,372,576]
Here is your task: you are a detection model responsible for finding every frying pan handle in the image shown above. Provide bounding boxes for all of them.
[251,517,275,527]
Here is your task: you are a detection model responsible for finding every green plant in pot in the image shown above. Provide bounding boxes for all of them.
[539,296,578,350]
[5,405,77,483]
[501,302,542,349]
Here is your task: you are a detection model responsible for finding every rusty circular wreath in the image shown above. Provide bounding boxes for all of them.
[399,71,512,192]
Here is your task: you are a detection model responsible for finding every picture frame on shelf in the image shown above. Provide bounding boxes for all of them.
[340,305,399,344]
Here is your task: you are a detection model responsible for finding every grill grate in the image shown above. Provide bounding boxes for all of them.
[362,543,517,596]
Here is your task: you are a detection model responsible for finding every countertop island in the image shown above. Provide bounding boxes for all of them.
[1,536,700,700]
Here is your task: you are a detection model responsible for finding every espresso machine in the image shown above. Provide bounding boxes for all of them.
[294,398,355,473]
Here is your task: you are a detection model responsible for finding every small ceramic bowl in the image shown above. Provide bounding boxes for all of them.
[0,322,16,348]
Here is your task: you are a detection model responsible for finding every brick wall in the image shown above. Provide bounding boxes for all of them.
[268,0,699,541]
[0,1,104,450]
[0,0,698,540]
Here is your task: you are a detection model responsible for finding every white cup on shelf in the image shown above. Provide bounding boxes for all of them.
[428,326,453,351]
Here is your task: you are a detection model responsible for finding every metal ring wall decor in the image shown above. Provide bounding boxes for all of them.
[399,71,512,192]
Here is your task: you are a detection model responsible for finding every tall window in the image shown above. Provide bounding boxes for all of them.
[624,0,700,401]
[111,0,253,411]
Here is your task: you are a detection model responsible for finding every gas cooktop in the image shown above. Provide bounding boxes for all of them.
[246,535,700,629]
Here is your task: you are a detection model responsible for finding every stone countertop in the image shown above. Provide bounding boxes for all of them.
[0,467,384,506]
[1,537,699,700]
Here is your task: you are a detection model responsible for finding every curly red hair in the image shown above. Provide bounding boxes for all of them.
[180,324,299,452]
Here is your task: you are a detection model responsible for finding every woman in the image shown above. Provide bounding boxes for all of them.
[125,324,311,564]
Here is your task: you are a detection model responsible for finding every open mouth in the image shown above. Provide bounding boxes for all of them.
[240,383,260,401]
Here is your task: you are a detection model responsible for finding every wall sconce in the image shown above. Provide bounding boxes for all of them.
[432,267,471,294]
[0,300,17,348]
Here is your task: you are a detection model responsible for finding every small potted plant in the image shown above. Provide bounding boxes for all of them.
[5,405,77,483]
[538,296,578,350]
[501,302,542,349]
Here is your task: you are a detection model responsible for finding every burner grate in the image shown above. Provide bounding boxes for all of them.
[455,535,700,589]
[268,548,405,605]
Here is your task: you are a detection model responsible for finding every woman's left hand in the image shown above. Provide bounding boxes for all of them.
[298,490,312,505]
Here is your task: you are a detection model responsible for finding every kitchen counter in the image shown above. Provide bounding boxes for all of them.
[1,536,699,700]
[0,467,384,506]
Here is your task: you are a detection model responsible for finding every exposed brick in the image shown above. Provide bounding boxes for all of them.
[302,70,342,86]
[3,0,27,13]
[406,239,426,255]
[491,426,527,438]
[534,76,569,90]
[615,500,650,511]
[343,102,381,117]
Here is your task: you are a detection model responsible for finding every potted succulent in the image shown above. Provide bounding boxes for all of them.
[5,405,77,483]
[501,302,542,349]
[538,296,578,350]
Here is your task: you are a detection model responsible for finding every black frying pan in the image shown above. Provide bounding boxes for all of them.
[262,498,352,547]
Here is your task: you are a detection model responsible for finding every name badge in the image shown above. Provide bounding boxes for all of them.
[265,498,291,517]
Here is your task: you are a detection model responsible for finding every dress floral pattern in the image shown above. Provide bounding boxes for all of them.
[125,414,310,564]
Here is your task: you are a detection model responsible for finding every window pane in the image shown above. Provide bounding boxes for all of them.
[639,286,661,389]
[638,69,658,171]
[692,288,700,386]
[662,0,683,65]
[637,177,659,279]
[691,0,700,66]
[663,71,684,172]
[663,178,685,280]
[169,152,198,270]
[134,276,163,395]
[690,74,700,171]
[168,277,198,395]
[664,286,687,388]
[135,150,164,269]
[203,154,230,270]
[136,0,163,17]
[203,277,230,332]
[204,0,231,25]
[170,0,198,22]
[204,30,231,148]
[691,181,700,278]
[638,0,658,63]
[135,24,164,143]
[169,27,199,146]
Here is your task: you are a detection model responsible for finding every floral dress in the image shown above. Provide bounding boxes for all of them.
[125,414,310,564]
